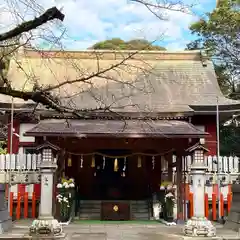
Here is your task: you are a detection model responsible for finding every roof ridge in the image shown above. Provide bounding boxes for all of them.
[16,46,209,61]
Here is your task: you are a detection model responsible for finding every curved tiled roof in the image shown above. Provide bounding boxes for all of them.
[3,48,240,114]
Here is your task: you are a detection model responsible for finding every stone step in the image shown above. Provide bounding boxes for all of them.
[132,213,149,220]
[79,205,101,209]
[79,208,101,214]
[131,209,149,214]
[79,200,101,204]
[131,201,149,205]
[79,213,101,220]
[131,205,149,208]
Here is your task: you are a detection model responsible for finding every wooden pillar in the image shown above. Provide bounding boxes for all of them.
[176,153,184,222]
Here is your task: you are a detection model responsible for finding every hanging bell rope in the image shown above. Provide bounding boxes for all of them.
[67,154,72,167]
[123,157,127,172]
[103,156,106,169]
[114,158,118,172]
[80,155,83,168]
[152,156,155,170]
[91,155,95,168]
[137,156,142,168]
[161,156,166,171]
[122,157,127,177]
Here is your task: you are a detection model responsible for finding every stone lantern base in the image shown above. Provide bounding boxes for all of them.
[29,218,65,239]
[184,217,216,237]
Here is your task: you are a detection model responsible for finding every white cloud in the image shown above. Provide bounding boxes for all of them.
[0,0,207,50]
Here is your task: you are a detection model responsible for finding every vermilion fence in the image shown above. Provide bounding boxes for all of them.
[7,190,233,221]
[1,154,237,220]
[188,192,232,220]
[6,191,39,220]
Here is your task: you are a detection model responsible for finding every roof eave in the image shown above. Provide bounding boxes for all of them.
[24,132,208,138]
[191,104,240,113]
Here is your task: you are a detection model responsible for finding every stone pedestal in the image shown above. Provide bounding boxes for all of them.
[185,216,216,237]
[29,145,64,239]
[184,161,216,237]
[0,184,12,233]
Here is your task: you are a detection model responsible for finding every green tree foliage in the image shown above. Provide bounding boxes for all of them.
[186,0,240,95]
[220,126,240,156]
[90,38,166,50]
[187,0,240,156]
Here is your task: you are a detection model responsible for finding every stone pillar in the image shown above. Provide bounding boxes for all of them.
[0,184,12,233]
[29,142,64,238]
[184,142,216,237]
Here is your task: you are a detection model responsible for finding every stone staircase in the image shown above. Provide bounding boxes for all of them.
[77,200,151,220]
[131,200,150,220]
[78,200,101,220]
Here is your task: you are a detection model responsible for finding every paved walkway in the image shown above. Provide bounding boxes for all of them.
[0,220,240,239]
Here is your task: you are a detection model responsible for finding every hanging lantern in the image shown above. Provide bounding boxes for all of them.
[67,155,72,167]
[114,158,118,172]
[91,155,95,168]
[103,156,105,169]
[152,156,155,170]
[137,155,142,168]
[80,155,83,168]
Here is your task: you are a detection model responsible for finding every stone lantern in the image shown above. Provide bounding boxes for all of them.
[29,141,65,239]
[184,141,216,237]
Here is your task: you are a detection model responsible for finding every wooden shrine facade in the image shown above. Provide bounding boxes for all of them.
[3,48,240,220]
[21,118,207,220]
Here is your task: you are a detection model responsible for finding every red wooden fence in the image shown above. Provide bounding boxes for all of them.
[201,192,232,220]
[6,191,234,220]
[8,191,38,219]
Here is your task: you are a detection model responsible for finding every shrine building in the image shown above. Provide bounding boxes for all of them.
[1,48,240,221]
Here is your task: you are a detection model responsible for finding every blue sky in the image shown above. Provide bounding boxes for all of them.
[0,0,217,50]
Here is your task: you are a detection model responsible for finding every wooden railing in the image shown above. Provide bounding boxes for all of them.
[0,154,42,171]
[183,155,239,173]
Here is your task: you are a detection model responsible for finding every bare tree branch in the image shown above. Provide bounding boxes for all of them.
[131,0,193,20]
[41,50,140,92]
[0,7,65,42]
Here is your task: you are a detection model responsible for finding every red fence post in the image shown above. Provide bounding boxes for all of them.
[212,193,217,221]
[16,192,21,220]
[189,192,194,218]
[227,193,231,214]
[204,193,209,218]
[32,192,36,218]
[9,192,14,217]
[220,193,224,218]
[24,192,28,219]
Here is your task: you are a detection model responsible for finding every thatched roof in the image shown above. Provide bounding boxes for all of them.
[4,47,240,115]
